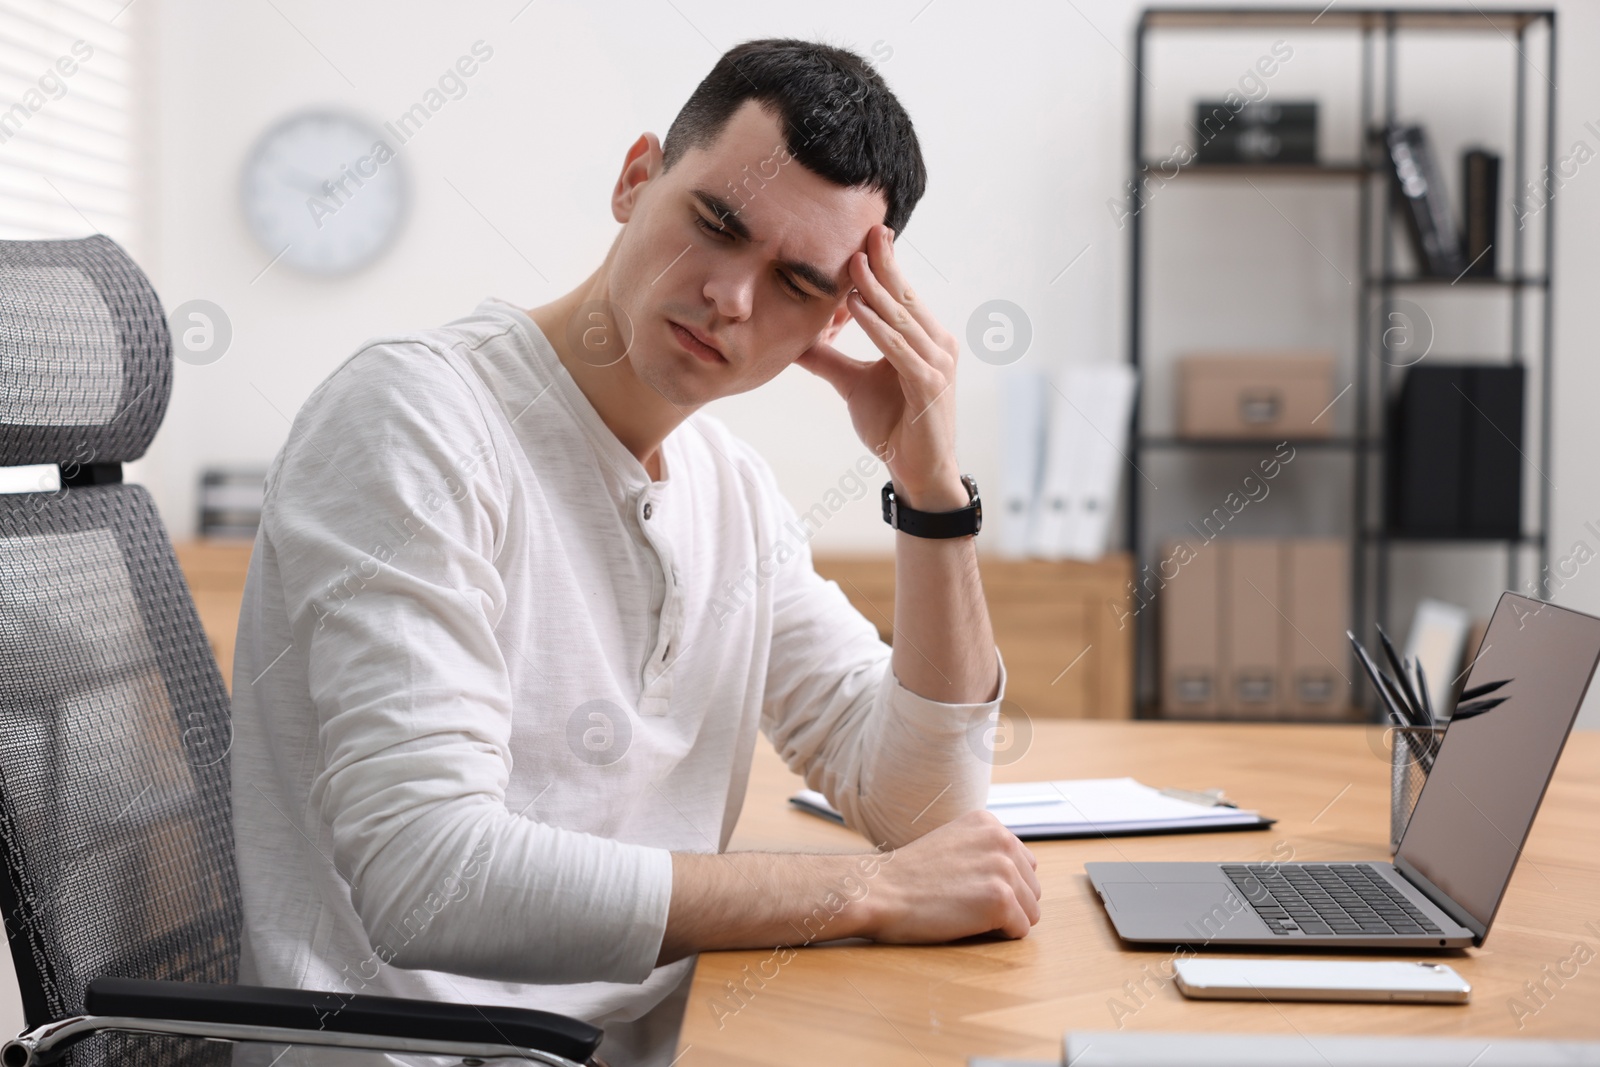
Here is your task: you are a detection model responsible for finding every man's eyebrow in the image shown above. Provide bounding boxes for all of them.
[691,188,843,299]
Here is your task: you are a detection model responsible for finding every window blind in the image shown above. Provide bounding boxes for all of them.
[0,0,133,243]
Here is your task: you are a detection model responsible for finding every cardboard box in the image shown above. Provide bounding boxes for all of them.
[1282,539,1350,718]
[1224,539,1281,716]
[1178,351,1336,439]
[1158,538,1353,720]
[1159,538,1220,717]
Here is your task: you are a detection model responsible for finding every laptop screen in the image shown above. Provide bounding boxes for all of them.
[1396,593,1600,935]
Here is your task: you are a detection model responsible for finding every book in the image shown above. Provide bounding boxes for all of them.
[1462,147,1500,277]
[1380,124,1467,276]
[790,778,1274,840]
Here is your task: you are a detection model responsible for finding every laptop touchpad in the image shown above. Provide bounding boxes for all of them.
[1104,881,1237,912]
[1101,881,1260,938]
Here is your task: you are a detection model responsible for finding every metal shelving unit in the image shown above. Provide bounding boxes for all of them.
[1125,6,1557,721]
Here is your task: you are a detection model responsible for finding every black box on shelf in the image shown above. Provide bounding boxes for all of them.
[1386,364,1524,539]
[1194,100,1317,164]
[199,467,267,539]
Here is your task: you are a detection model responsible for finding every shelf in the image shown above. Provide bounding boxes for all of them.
[1360,530,1544,545]
[1369,274,1549,288]
[1140,161,1369,180]
[1141,7,1551,34]
[1139,436,1361,450]
[1127,6,1556,719]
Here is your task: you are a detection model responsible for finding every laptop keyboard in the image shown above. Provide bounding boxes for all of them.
[1221,863,1443,936]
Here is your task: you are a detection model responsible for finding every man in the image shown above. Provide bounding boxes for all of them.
[231,37,1040,1067]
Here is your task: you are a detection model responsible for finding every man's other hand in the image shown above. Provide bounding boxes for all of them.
[863,809,1042,942]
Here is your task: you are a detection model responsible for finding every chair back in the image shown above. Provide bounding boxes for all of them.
[0,236,239,1066]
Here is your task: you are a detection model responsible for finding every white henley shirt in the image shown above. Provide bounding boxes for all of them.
[228,297,1004,1066]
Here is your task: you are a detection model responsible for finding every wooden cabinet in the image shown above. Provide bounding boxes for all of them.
[812,554,1134,719]
[172,539,254,693]
[170,539,1137,718]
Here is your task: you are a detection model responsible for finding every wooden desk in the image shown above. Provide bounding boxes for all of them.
[172,538,255,692]
[678,721,1600,1064]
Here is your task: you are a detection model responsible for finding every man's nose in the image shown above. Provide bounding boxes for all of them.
[702,262,755,323]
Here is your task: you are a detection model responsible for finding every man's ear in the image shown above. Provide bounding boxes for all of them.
[612,132,662,224]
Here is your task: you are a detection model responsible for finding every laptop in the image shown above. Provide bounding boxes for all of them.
[1087,591,1600,949]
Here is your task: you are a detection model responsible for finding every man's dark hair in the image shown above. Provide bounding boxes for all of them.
[662,38,927,237]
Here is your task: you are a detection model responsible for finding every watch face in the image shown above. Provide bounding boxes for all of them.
[240,109,407,276]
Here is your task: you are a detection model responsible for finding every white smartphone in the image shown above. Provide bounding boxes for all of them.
[1173,959,1471,1004]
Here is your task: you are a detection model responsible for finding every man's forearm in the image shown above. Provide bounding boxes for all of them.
[888,473,999,704]
[655,810,1043,967]
[654,850,881,966]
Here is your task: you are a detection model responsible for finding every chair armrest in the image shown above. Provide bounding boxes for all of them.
[66,976,602,1063]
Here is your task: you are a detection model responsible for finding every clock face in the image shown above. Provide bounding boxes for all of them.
[240,109,407,277]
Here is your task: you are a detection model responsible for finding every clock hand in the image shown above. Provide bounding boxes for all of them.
[281,164,336,196]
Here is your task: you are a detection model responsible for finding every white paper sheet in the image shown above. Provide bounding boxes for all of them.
[791,777,1268,838]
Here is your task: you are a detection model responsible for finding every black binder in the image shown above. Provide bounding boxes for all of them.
[1387,363,1524,539]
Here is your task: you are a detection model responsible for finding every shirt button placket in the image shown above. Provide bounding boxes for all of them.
[638,489,673,715]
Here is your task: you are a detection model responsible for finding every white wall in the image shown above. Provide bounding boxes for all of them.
[0,0,1593,1046]
[128,0,1600,723]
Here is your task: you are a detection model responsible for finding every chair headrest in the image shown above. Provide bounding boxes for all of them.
[0,235,171,468]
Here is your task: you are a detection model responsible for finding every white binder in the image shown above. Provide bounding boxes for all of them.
[996,369,1050,558]
[1030,364,1137,561]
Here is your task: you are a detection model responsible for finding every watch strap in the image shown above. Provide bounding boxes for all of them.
[881,475,982,539]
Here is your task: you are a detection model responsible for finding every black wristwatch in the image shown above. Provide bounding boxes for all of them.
[881,474,982,539]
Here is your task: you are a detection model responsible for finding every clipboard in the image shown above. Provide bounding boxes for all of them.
[789,778,1276,841]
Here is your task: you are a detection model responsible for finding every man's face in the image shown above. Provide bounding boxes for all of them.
[603,99,887,408]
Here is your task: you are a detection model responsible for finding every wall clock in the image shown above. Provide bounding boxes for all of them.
[240,109,407,276]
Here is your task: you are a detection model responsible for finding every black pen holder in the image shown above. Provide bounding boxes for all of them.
[1390,725,1444,852]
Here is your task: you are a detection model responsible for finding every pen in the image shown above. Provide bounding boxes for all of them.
[1348,631,1413,727]
[1159,787,1238,808]
[1413,658,1434,726]
[1377,625,1425,720]
[1451,695,1508,720]
[986,794,1063,808]
[1460,678,1510,702]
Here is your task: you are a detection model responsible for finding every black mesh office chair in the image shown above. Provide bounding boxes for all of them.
[0,236,604,1067]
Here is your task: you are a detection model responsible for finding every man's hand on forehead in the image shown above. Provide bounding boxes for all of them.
[794,221,966,511]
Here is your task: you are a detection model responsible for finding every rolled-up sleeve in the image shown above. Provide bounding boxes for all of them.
[750,458,1005,850]
[267,343,672,985]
